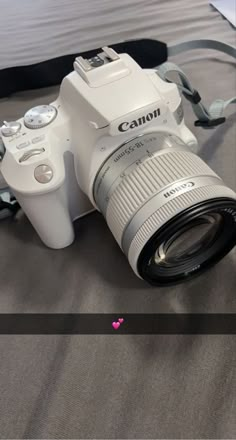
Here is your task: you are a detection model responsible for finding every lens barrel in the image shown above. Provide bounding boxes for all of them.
[94,133,236,285]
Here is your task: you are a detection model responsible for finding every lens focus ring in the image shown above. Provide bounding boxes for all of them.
[105,149,219,245]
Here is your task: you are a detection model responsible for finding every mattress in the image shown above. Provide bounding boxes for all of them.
[0,1,236,438]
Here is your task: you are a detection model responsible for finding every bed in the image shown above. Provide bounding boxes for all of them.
[0,1,235,438]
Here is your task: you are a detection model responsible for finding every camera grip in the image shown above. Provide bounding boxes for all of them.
[14,186,74,249]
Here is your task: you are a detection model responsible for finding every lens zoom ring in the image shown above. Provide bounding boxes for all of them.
[128,184,235,268]
[106,151,217,244]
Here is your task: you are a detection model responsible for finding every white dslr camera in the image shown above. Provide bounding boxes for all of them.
[1,46,236,285]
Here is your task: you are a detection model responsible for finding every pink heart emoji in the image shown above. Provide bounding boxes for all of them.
[118,318,124,324]
[112,321,120,330]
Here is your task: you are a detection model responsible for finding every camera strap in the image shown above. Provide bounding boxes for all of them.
[158,39,236,128]
[0,190,19,220]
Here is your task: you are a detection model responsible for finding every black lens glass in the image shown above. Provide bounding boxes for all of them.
[138,199,236,286]
[153,214,222,266]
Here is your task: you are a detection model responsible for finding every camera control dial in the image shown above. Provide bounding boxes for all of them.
[24,105,57,129]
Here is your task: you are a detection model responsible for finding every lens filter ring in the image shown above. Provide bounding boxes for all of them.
[137,198,236,285]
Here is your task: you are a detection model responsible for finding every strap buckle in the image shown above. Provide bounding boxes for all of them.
[194,117,226,128]
[183,89,201,104]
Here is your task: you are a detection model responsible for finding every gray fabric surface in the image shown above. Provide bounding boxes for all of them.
[0,1,236,438]
[0,0,236,70]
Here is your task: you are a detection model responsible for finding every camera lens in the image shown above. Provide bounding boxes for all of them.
[137,200,236,284]
[94,132,236,285]
[154,214,221,265]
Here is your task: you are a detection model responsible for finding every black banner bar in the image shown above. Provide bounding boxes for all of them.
[0,314,235,334]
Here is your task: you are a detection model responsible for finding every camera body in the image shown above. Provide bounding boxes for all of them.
[1,47,197,246]
[1,47,235,284]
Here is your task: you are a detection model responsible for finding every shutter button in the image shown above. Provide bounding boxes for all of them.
[34,164,53,183]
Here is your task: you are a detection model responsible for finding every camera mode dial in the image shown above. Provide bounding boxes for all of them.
[24,105,57,129]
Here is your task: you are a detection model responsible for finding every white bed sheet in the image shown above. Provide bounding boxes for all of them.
[0,0,235,70]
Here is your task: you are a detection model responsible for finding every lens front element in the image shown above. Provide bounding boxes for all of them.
[138,200,236,285]
[154,214,222,265]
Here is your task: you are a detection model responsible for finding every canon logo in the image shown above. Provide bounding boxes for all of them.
[164,182,195,198]
[118,108,160,132]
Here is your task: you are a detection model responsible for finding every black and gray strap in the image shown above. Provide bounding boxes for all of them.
[158,39,236,128]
